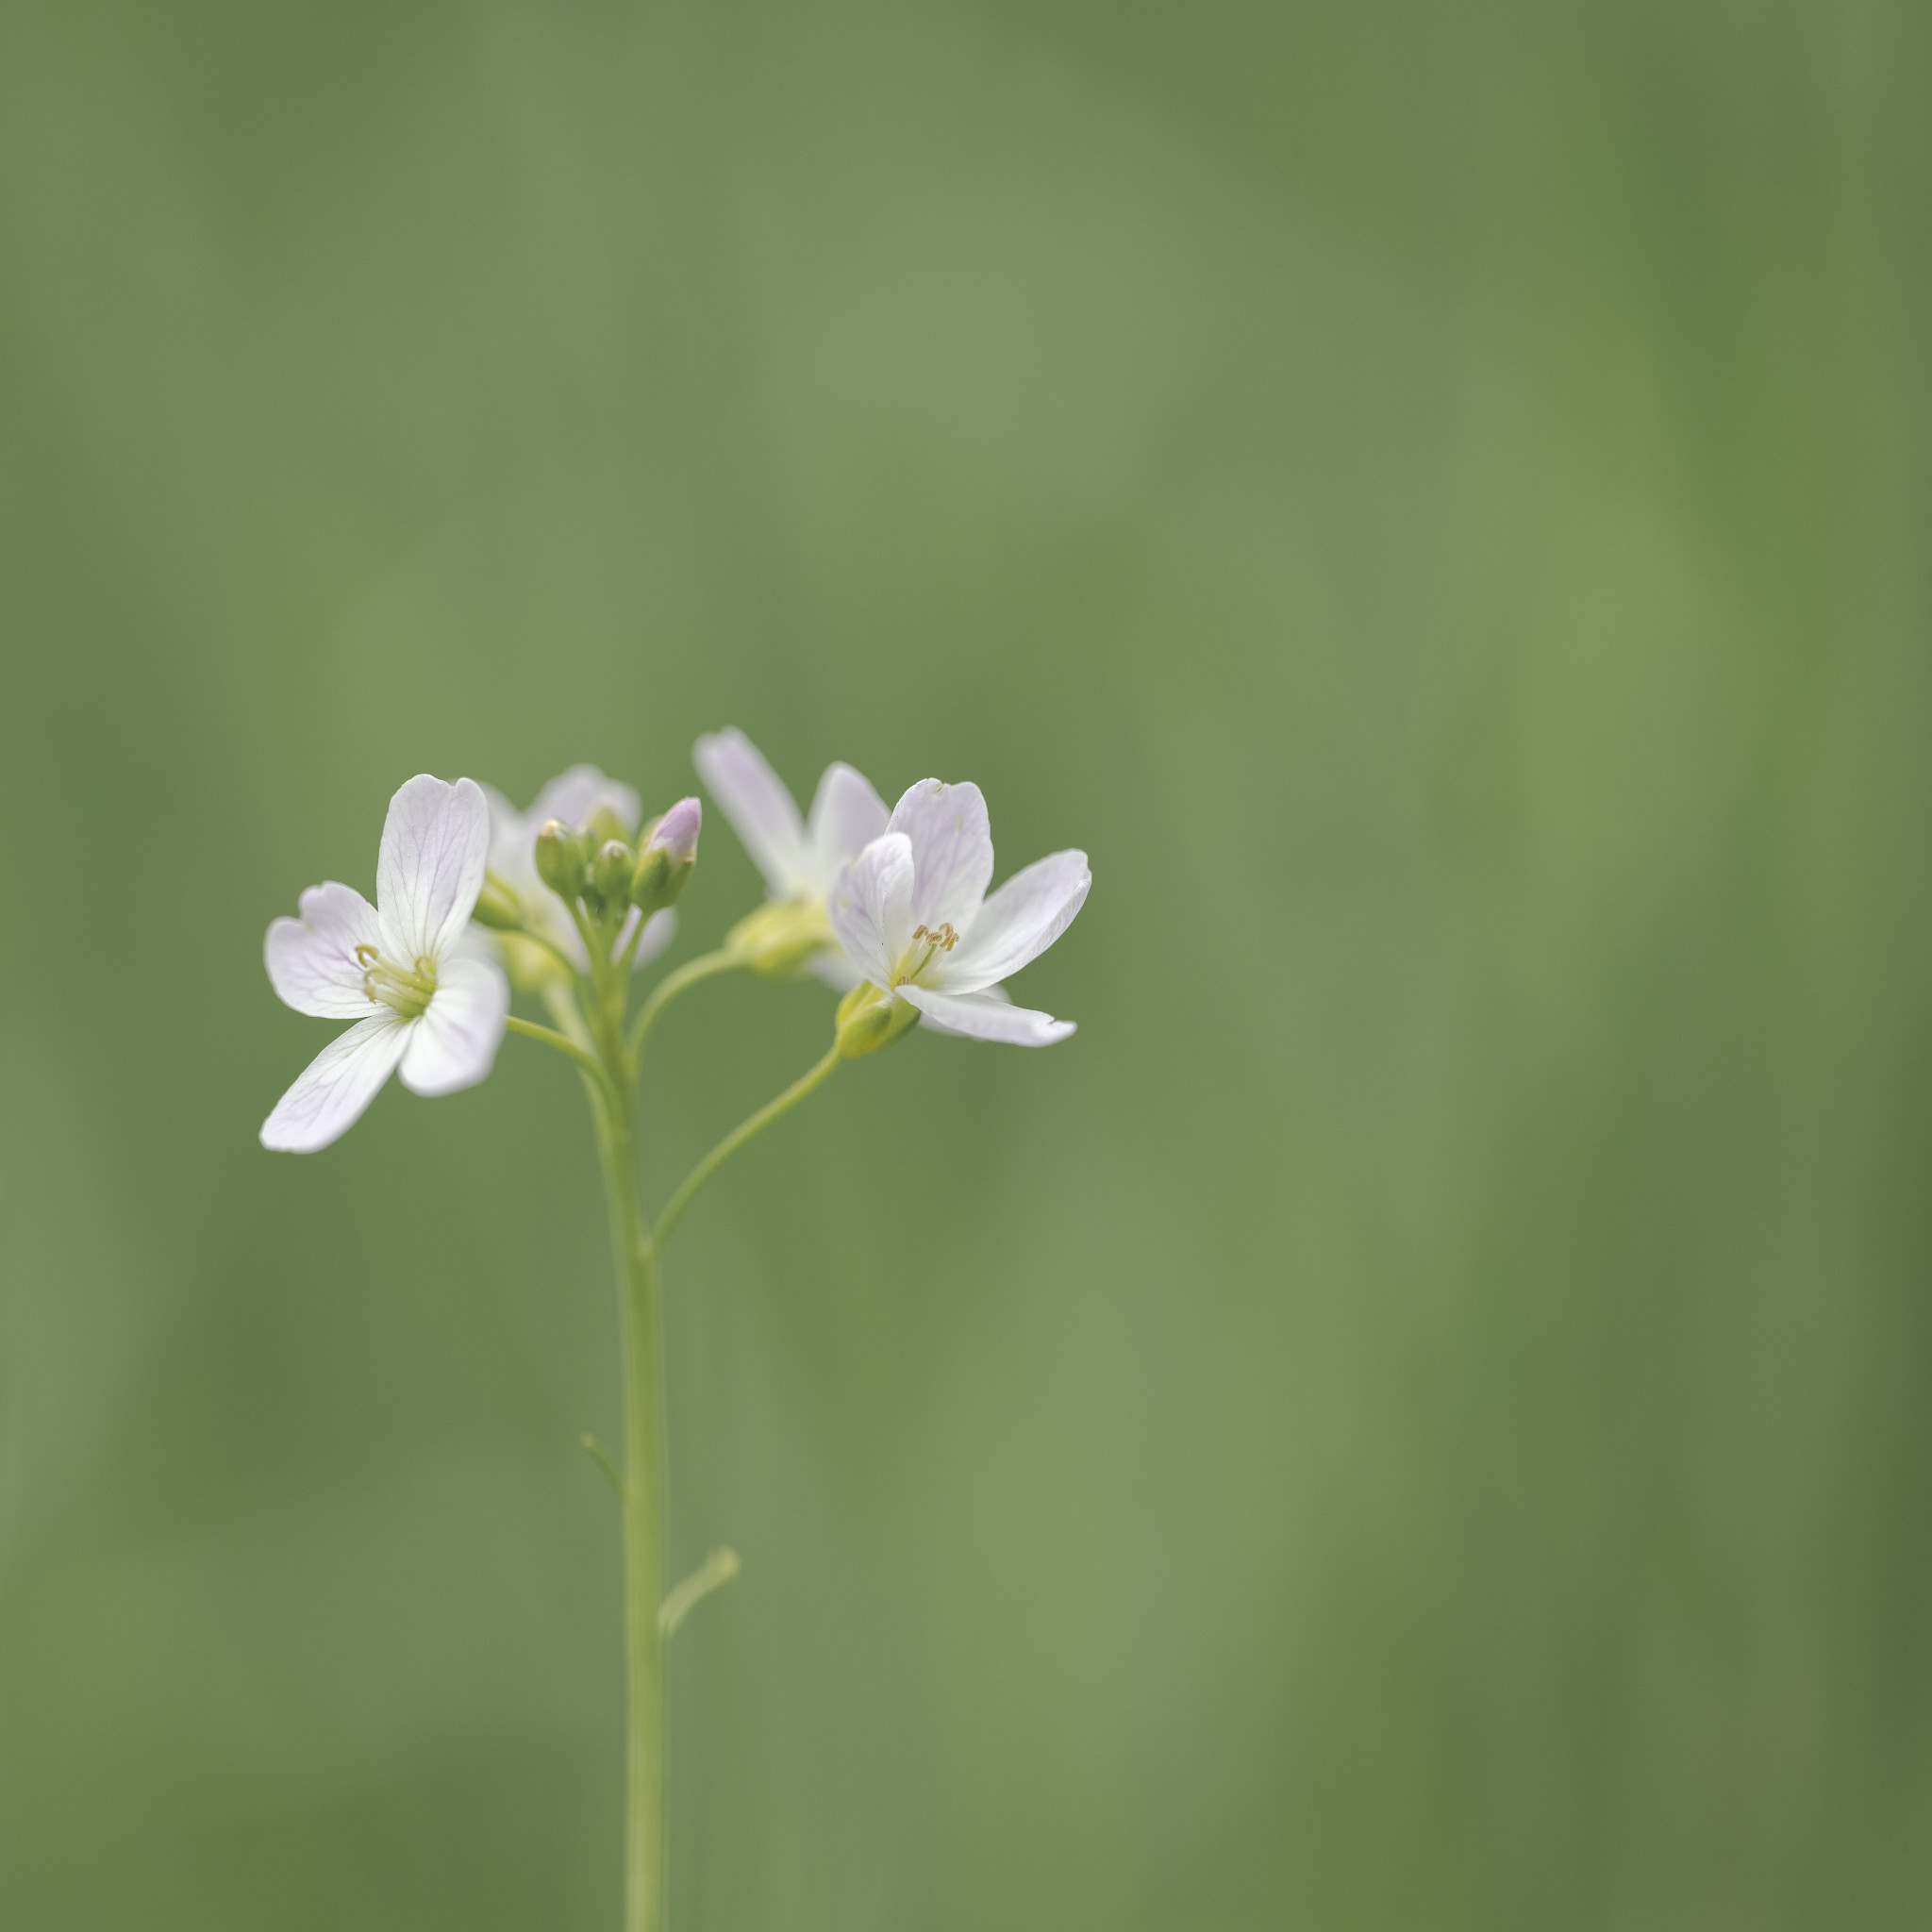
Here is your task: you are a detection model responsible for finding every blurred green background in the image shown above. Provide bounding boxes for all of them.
[3,1,1929,1926]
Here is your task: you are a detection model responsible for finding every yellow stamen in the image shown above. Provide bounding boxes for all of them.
[356,942,438,1019]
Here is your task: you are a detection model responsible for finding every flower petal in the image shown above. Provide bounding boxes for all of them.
[376,774,492,964]
[398,951,509,1097]
[938,850,1091,993]
[693,728,810,896]
[806,762,890,890]
[259,1015,409,1152]
[912,979,1008,1034]
[896,983,1075,1046]
[529,764,641,837]
[827,833,915,988]
[886,779,993,933]
[265,881,383,1018]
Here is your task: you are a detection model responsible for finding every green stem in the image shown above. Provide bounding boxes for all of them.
[541,979,596,1053]
[626,950,742,1074]
[653,1045,842,1251]
[659,1547,741,1639]
[556,931,838,1932]
[504,1013,612,1093]
[589,1056,666,1932]
[568,899,617,1007]
[541,907,665,1932]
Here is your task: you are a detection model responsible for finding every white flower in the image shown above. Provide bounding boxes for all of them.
[827,779,1090,1045]
[481,765,675,980]
[261,775,510,1152]
[692,728,890,985]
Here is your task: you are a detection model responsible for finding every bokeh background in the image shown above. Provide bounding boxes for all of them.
[4,2,1930,1926]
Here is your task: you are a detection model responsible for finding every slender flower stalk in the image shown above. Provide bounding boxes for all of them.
[626,949,743,1074]
[653,1044,843,1250]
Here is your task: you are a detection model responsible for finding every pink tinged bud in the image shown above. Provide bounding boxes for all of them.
[631,797,702,914]
[650,795,702,864]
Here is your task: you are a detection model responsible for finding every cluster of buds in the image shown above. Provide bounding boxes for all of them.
[533,795,703,930]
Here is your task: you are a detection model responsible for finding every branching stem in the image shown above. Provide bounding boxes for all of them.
[626,949,742,1073]
[653,1046,842,1251]
[505,1013,612,1091]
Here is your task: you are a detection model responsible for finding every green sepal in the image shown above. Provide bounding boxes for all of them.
[835,981,921,1058]
[631,847,693,919]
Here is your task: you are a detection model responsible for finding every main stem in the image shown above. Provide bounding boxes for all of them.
[584,956,666,1932]
[551,917,841,1932]
[613,1141,664,1932]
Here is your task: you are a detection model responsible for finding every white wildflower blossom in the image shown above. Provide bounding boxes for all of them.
[261,774,509,1152]
[828,778,1089,1045]
[692,727,889,984]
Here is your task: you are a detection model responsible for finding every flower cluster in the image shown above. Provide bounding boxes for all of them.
[258,728,1091,1932]
[261,732,1090,1149]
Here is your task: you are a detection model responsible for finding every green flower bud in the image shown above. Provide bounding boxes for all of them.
[472,873,523,931]
[534,819,588,901]
[592,838,636,906]
[835,981,920,1058]
[724,899,834,977]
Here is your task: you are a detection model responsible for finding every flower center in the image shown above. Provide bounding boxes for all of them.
[356,942,438,1020]
[892,922,958,987]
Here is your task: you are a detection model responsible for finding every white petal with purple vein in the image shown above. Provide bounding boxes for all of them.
[938,850,1091,993]
[896,984,1074,1046]
[827,833,915,988]
[260,1015,410,1152]
[807,762,891,891]
[265,881,383,1019]
[376,775,491,963]
[886,779,993,934]
[693,729,810,896]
